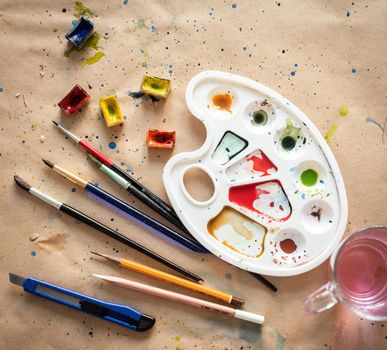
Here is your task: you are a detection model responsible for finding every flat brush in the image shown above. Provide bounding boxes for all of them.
[93,274,264,325]
[14,175,203,283]
[42,159,205,252]
[91,251,244,307]
[52,120,188,233]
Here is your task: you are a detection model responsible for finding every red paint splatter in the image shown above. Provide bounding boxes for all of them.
[269,201,274,207]
[279,205,284,211]
[247,151,277,176]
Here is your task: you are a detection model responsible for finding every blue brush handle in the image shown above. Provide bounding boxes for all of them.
[22,277,154,331]
[86,183,207,252]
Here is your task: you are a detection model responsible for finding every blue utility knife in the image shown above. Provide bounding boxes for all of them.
[9,273,155,332]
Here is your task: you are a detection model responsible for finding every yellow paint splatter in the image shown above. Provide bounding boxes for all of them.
[324,124,338,144]
[74,1,95,18]
[175,336,181,341]
[135,19,149,30]
[84,32,101,50]
[0,14,11,26]
[85,51,105,64]
[339,106,349,116]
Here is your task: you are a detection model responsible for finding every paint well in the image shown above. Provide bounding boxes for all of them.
[280,119,301,151]
[212,93,232,112]
[279,239,297,254]
[251,110,268,126]
[207,206,267,258]
[300,169,318,187]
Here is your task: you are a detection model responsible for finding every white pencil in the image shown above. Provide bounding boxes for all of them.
[93,274,264,325]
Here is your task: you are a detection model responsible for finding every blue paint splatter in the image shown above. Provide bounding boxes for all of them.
[31,251,36,256]
[0,87,3,93]
[71,187,77,192]
[351,67,356,73]
[151,25,157,33]
[290,71,296,76]
[301,193,306,200]
[126,166,133,173]
[243,47,247,51]
[109,142,117,149]
[123,115,127,120]
[123,0,128,4]
[294,63,298,67]
[120,162,125,166]
[232,3,237,9]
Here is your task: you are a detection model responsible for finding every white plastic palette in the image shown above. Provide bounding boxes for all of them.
[163,71,348,276]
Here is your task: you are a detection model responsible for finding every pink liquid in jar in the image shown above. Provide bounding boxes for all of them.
[335,227,387,319]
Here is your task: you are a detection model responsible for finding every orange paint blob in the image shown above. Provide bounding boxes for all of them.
[212,93,232,112]
[279,239,297,254]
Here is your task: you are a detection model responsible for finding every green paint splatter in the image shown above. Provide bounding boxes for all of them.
[176,347,182,350]
[276,331,286,350]
[84,32,101,50]
[64,46,75,57]
[74,1,95,18]
[281,118,301,151]
[53,28,58,33]
[175,336,181,341]
[135,19,149,30]
[0,14,11,26]
[339,106,349,116]
[107,104,115,116]
[85,51,105,64]
[31,124,37,131]
[324,124,338,144]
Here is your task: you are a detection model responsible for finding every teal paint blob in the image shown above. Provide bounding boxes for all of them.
[0,87,3,93]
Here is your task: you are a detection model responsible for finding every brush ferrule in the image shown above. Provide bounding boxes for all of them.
[55,165,88,188]
[56,123,81,143]
[30,188,62,209]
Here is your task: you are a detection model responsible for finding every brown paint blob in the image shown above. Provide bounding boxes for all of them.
[279,238,297,254]
[212,93,232,112]
[37,233,67,253]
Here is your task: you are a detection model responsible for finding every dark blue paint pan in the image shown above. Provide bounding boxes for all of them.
[65,17,95,49]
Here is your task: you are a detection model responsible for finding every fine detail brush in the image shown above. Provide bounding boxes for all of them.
[9,273,155,331]
[93,274,264,325]
[52,120,188,233]
[41,159,205,253]
[87,153,277,292]
[91,251,244,307]
[14,175,203,283]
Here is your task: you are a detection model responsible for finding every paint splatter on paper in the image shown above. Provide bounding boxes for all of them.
[366,116,386,144]
[74,1,95,18]
[37,233,67,253]
[339,106,349,116]
[85,51,105,64]
[324,124,337,144]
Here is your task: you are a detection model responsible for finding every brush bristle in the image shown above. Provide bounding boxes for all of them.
[42,158,54,168]
[14,175,31,192]
[52,120,58,126]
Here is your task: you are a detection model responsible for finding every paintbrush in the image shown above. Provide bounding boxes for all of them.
[93,274,264,325]
[51,120,188,233]
[14,175,203,283]
[87,153,277,292]
[41,158,205,252]
[91,251,244,307]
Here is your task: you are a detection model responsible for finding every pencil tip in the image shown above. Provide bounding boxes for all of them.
[42,158,54,168]
[52,120,58,126]
[14,175,31,192]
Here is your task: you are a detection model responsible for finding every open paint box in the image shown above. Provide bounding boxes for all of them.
[163,71,348,276]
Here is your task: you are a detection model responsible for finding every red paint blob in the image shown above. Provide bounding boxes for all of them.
[247,152,277,176]
[279,239,297,254]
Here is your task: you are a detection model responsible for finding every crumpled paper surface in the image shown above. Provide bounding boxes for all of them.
[0,1,386,349]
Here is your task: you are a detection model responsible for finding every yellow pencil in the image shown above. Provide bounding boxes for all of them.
[91,251,244,307]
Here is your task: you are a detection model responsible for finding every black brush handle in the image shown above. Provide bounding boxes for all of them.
[111,164,188,232]
[60,204,203,283]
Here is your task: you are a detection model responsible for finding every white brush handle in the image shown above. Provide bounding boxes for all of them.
[234,309,265,325]
[30,188,62,209]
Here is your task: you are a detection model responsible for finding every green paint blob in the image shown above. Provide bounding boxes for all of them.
[339,106,349,116]
[84,32,101,50]
[135,18,149,30]
[324,124,337,144]
[74,1,95,18]
[301,169,318,187]
[280,119,301,151]
[252,110,268,126]
[85,51,105,65]
[107,104,116,116]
